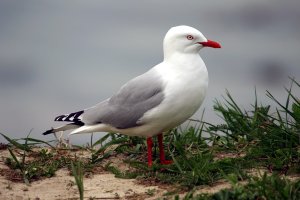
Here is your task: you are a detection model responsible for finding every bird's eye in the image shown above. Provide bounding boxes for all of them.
[186,35,194,40]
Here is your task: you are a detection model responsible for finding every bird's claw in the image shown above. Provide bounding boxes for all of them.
[160,160,173,165]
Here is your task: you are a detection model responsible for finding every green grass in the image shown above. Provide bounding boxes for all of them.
[179,173,300,200]
[71,161,84,200]
[0,77,299,198]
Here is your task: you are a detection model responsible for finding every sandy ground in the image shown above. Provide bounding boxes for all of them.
[0,148,169,200]
[0,148,238,200]
[0,168,163,200]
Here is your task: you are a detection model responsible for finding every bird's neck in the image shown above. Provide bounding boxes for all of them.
[163,52,205,70]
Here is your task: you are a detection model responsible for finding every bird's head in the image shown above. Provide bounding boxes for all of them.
[163,25,221,58]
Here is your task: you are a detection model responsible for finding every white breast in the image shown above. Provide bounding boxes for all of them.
[138,54,209,136]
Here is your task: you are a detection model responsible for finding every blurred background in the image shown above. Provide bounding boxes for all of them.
[0,0,299,144]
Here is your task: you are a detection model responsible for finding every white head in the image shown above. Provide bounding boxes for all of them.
[163,25,221,59]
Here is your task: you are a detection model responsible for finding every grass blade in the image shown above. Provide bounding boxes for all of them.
[0,133,30,151]
[19,137,55,148]
[71,161,84,200]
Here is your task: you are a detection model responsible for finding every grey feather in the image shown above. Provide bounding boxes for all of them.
[82,70,165,129]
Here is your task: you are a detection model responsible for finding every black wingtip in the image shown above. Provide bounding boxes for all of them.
[42,129,54,135]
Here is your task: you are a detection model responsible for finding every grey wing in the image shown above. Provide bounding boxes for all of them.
[82,70,165,129]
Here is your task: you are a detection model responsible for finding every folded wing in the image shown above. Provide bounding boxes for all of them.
[82,70,165,129]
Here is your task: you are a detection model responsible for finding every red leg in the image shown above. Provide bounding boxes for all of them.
[157,133,173,165]
[147,137,153,167]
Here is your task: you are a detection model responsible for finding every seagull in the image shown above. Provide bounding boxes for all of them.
[43,25,221,167]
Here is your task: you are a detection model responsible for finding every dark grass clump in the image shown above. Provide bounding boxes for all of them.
[147,129,248,188]
[179,173,300,200]
[0,132,96,183]
[207,77,300,173]
[2,146,75,183]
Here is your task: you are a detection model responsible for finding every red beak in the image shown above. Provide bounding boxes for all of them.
[198,40,221,48]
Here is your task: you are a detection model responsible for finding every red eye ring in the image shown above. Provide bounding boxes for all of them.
[187,35,194,40]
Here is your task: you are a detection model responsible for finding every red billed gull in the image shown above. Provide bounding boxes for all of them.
[43,25,221,167]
